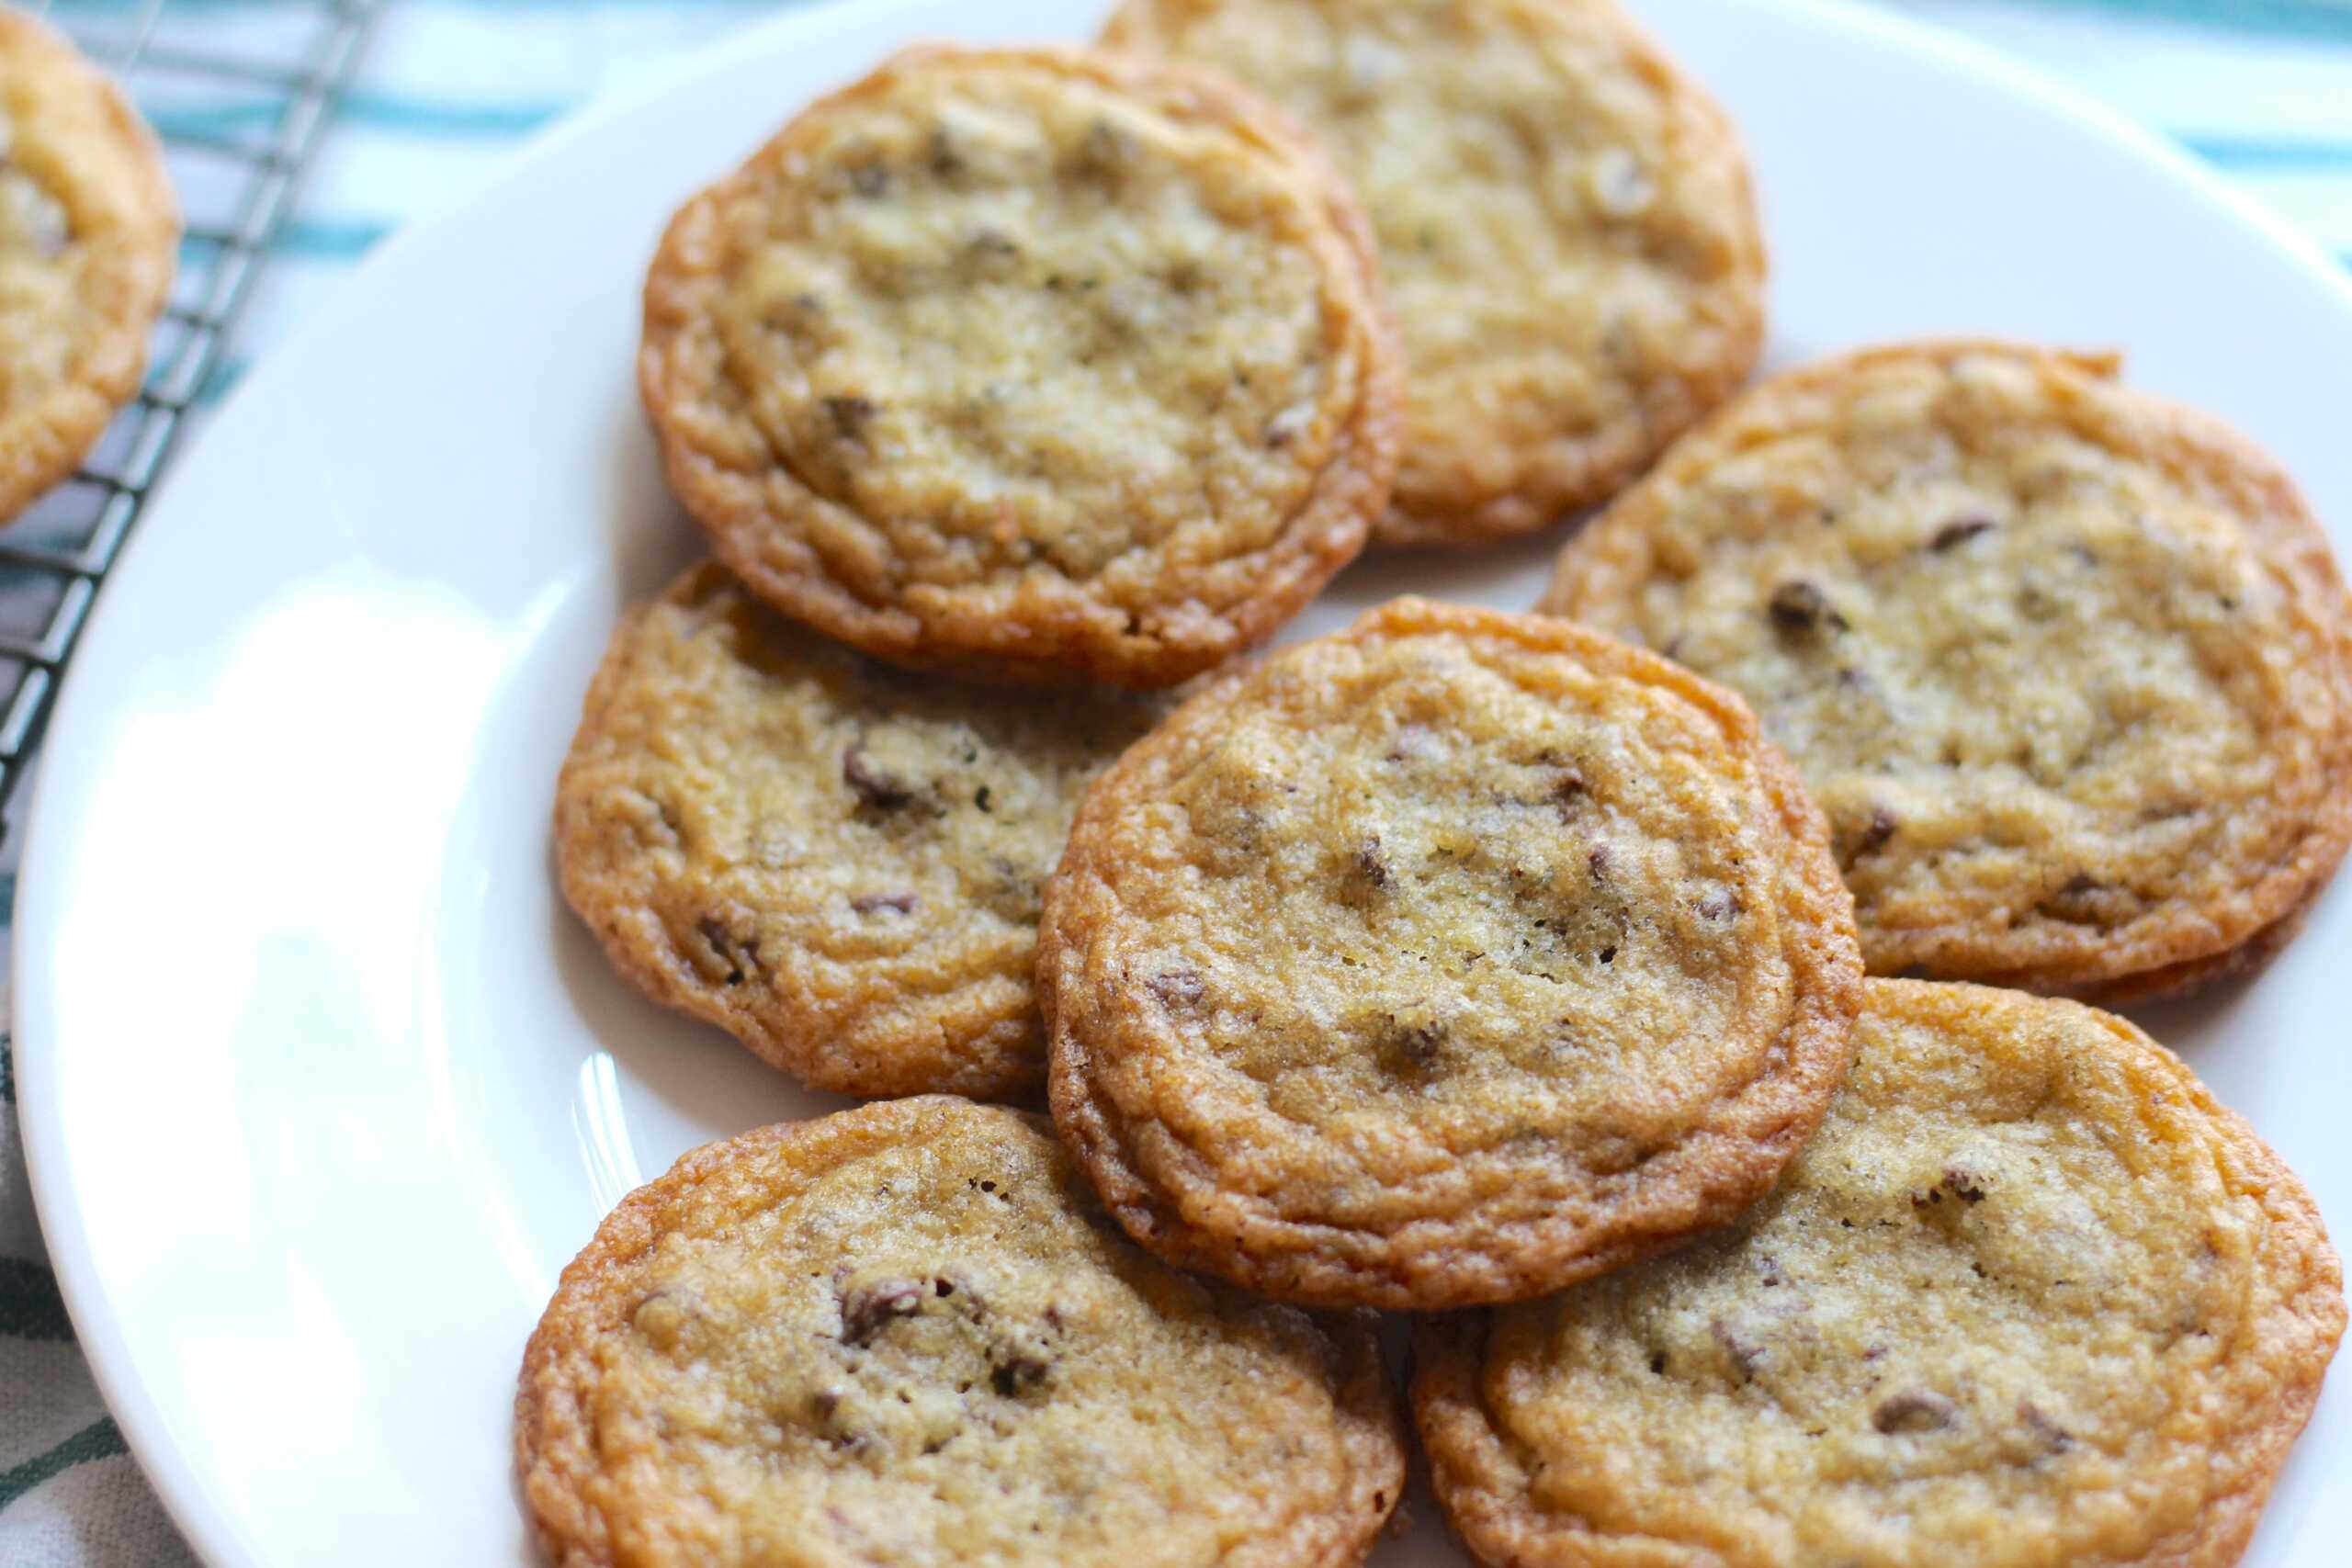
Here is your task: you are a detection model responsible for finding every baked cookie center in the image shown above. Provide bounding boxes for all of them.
[1635,432,2296,938]
[1464,982,2330,1567]
[1143,657,1790,1214]
[522,1104,1401,1567]
[1177,0,1727,414]
[1545,340,2352,990]
[715,73,1347,589]
[1046,601,1859,1308]
[1102,0,1764,535]
[555,564,1159,1099]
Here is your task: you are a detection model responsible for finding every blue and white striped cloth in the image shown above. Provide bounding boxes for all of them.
[2,1,2348,1561]
[178,0,2352,405]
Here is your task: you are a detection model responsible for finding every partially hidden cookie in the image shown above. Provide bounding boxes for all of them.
[1102,0,1765,547]
[556,562,1158,1100]
[516,1096,1405,1568]
[1042,597,1861,1309]
[1541,341,2352,1002]
[639,45,1399,689]
[1416,977,2345,1568]
[0,7,176,525]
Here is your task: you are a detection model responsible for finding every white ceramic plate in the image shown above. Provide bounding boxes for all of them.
[18,0,2352,1561]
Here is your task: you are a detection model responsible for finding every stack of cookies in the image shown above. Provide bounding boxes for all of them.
[527,6,2352,1567]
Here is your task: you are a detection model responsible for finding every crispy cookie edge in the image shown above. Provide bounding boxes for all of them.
[637,44,1400,689]
[514,1097,1408,1568]
[0,9,178,525]
[1363,0,1766,549]
[1100,0,1765,550]
[1408,978,2346,1568]
[1539,338,2352,1000]
[552,561,1047,1100]
[1043,598,1860,1309]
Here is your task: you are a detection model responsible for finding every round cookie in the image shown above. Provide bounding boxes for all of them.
[1415,978,2346,1568]
[639,45,1399,689]
[1101,0,1765,548]
[1041,597,1861,1310]
[516,1096,1406,1568]
[556,561,1158,1100]
[1541,340,2352,1001]
[0,8,176,525]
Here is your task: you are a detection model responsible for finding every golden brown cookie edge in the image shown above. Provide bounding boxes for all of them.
[1043,597,1861,1310]
[635,43,1400,690]
[0,8,179,525]
[1101,0,1766,550]
[552,561,1049,1100]
[1538,338,2352,1000]
[514,1097,1408,1568]
[1408,977,2346,1568]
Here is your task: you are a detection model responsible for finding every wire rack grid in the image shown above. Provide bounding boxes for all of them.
[0,0,379,828]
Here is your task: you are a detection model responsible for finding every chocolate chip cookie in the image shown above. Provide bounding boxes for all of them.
[556,562,1157,1100]
[1042,598,1860,1309]
[1416,977,2345,1568]
[0,8,176,525]
[1101,0,1765,547]
[639,45,1399,688]
[516,1096,1405,1568]
[1541,341,2352,1001]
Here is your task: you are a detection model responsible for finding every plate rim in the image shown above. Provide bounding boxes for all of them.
[16,0,2352,1561]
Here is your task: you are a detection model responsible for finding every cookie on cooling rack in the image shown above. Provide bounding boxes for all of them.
[1101,0,1765,547]
[0,7,177,525]
[1416,977,2345,1568]
[516,1096,1405,1568]
[1541,340,2352,1001]
[639,44,1399,689]
[555,562,1159,1100]
[1041,598,1861,1310]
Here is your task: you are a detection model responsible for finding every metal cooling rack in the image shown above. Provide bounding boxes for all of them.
[0,0,378,828]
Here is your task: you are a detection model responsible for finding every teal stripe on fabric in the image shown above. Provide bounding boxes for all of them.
[0,1420,127,1513]
[341,92,566,136]
[275,218,392,260]
[184,219,387,260]
[144,105,281,142]
[0,1037,12,1105]
[2181,133,2352,168]
[2010,0,2352,41]
[199,360,253,408]
[0,1258,74,1342]
[153,93,566,141]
